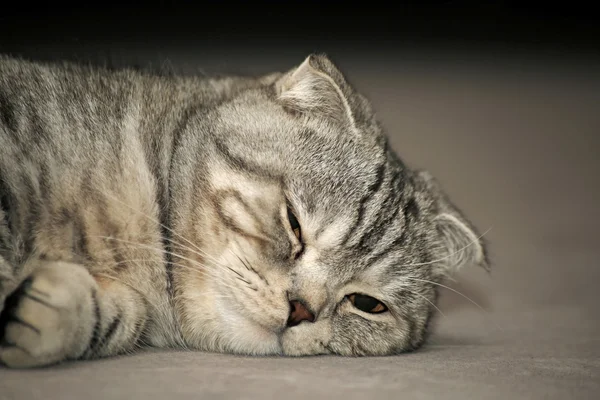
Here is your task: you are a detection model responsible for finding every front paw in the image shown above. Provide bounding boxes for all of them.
[281,320,332,356]
[0,262,97,368]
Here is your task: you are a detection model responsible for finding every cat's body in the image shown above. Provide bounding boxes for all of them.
[0,54,487,368]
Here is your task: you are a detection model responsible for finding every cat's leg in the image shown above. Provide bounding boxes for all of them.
[0,260,147,368]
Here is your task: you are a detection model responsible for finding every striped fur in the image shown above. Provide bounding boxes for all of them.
[0,54,488,368]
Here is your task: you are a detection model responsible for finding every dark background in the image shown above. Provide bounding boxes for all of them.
[1,3,599,67]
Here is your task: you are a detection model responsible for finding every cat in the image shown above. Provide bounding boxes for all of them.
[0,53,488,368]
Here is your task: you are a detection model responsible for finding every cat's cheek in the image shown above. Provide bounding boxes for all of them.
[280,319,332,356]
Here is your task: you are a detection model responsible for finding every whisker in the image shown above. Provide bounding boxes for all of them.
[240,257,254,273]
[94,272,174,316]
[93,237,242,292]
[244,255,269,285]
[111,258,225,283]
[189,290,236,301]
[92,231,231,290]
[96,265,236,340]
[234,253,252,272]
[102,192,227,270]
[106,259,231,289]
[227,244,268,286]
[94,236,208,274]
[229,240,253,273]
[399,226,492,268]
[226,266,251,284]
[235,276,251,286]
[402,287,446,319]
[168,260,245,294]
[403,276,501,331]
[232,274,252,287]
[168,239,230,272]
[244,284,258,291]
[103,192,202,251]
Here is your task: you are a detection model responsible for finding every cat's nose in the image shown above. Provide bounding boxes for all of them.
[287,300,315,327]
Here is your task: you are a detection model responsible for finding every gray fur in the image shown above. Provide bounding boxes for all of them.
[0,54,488,368]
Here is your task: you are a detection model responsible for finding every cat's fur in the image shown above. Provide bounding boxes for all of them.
[0,54,488,368]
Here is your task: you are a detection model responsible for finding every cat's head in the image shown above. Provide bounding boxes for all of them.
[170,54,488,356]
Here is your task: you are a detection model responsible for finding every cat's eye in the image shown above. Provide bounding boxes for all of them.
[348,294,388,314]
[287,206,302,241]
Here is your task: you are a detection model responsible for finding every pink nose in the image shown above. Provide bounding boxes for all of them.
[287,300,315,327]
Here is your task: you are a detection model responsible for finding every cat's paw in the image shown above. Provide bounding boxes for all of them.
[0,262,97,368]
[281,319,332,356]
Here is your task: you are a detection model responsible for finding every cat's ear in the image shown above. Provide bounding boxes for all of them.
[275,54,371,130]
[416,170,490,276]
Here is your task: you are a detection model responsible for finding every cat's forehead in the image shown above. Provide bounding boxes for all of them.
[309,200,418,273]
[302,161,429,293]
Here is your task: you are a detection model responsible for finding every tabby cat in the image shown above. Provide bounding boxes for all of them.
[0,54,488,368]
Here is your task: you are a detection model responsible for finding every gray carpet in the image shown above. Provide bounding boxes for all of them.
[1,49,599,399]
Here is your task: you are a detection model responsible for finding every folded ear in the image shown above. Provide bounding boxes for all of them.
[416,170,490,276]
[275,54,372,130]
